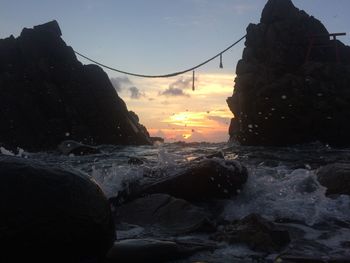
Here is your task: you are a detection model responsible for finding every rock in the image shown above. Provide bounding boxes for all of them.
[211,214,290,252]
[0,20,151,151]
[137,159,248,201]
[227,0,350,146]
[0,156,115,261]
[115,194,211,234]
[276,239,350,263]
[127,156,144,165]
[58,140,101,155]
[316,163,350,196]
[106,238,216,263]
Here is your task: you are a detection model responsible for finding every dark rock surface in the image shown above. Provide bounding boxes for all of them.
[211,214,290,252]
[0,20,151,151]
[115,194,211,234]
[137,158,248,201]
[316,163,350,196]
[0,156,115,261]
[227,0,350,146]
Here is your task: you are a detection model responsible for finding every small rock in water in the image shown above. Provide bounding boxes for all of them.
[316,163,350,196]
[128,156,144,165]
[58,140,101,155]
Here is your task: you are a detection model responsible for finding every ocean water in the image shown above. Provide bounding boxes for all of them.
[3,142,350,262]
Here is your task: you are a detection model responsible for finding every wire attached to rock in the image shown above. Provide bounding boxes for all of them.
[73,34,246,79]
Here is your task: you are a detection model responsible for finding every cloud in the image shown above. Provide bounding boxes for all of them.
[110,76,132,92]
[159,87,190,97]
[129,86,145,99]
[208,115,230,125]
[169,77,193,90]
[159,77,194,97]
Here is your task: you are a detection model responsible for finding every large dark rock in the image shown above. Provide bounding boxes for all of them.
[0,156,115,261]
[316,163,350,196]
[0,20,151,151]
[136,159,248,201]
[227,0,350,146]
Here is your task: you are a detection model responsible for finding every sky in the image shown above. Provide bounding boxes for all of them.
[1,0,350,142]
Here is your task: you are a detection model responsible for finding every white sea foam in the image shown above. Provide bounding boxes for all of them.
[222,165,350,225]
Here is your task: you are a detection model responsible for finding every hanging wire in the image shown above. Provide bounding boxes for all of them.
[73,34,246,78]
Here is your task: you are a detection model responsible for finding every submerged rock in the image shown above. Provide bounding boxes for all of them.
[0,20,151,151]
[116,194,211,234]
[0,156,115,261]
[316,163,350,196]
[211,214,290,252]
[227,0,350,146]
[137,159,248,201]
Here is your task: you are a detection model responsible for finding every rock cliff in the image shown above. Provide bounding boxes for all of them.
[227,0,350,146]
[0,20,151,151]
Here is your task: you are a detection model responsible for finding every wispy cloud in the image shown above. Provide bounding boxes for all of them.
[129,86,145,99]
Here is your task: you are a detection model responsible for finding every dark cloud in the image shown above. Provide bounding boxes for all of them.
[208,116,230,124]
[159,87,190,97]
[129,86,145,99]
[110,76,132,92]
[159,76,193,97]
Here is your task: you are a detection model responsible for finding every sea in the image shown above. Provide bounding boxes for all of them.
[2,142,350,262]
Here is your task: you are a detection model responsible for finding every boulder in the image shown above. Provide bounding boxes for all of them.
[0,156,115,261]
[316,163,350,196]
[0,20,151,151]
[211,214,290,252]
[227,0,350,146]
[115,194,211,234]
[137,159,248,201]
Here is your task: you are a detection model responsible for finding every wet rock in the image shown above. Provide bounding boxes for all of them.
[316,163,350,196]
[137,159,248,201]
[0,20,151,151]
[276,239,350,263]
[106,238,216,263]
[116,194,211,234]
[127,156,144,165]
[227,0,350,146]
[0,156,115,261]
[58,140,101,155]
[211,214,290,252]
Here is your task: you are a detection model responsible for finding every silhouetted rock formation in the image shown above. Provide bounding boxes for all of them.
[0,20,151,151]
[227,0,350,146]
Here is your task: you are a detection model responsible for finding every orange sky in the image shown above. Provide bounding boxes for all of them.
[112,72,235,142]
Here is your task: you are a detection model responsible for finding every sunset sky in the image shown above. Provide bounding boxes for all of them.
[1,0,350,142]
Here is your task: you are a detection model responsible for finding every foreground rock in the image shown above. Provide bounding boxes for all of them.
[0,20,151,151]
[137,159,248,201]
[0,156,115,261]
[227,0,350,146]
[212,214,290,252]
[116,194,211,234]
[316,163,350,196]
